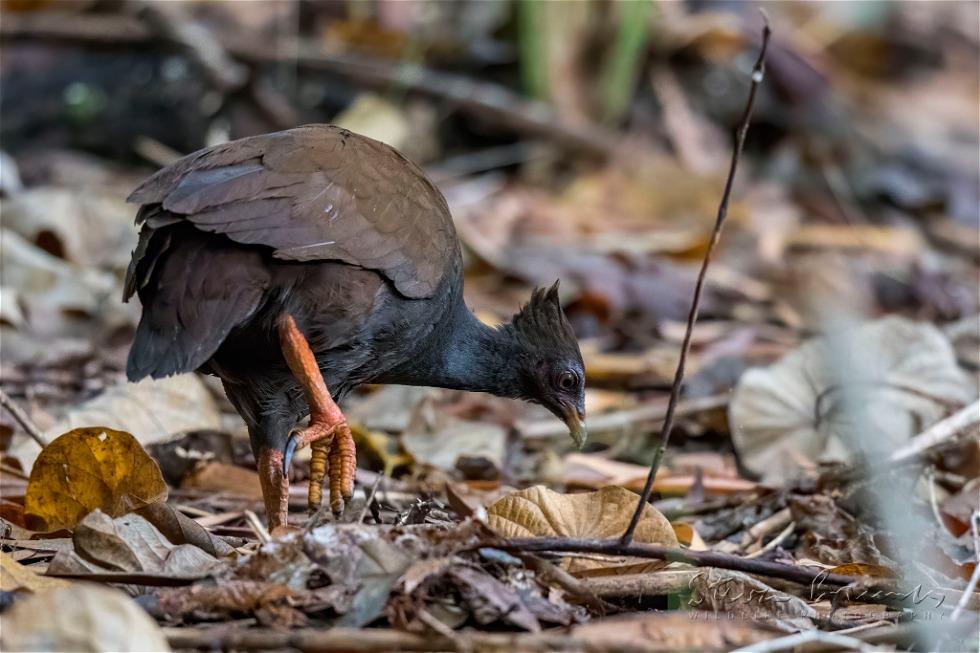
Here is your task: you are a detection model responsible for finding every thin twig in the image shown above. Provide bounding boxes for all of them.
[0,388,47,449]
[950,511,980,621]
[518,553,611,613]
[243,509,271,544]
[357,475,383,524]
[888,398,980,465]
[498,537,860,588]
[730,629,877,653]
[621,18,771,544]
[745,521,795,560]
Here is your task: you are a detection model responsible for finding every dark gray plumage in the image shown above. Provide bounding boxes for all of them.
[125,124,586,473]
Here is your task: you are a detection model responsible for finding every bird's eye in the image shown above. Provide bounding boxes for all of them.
[558,371,577,391]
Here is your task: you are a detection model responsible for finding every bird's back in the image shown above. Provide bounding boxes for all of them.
[124,125,462,402]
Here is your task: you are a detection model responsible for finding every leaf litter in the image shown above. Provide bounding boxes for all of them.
[1,2,978,652]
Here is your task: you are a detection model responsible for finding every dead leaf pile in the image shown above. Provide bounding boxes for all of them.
[47,509,221,580]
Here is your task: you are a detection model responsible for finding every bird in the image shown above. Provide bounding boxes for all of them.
[123,124,586,531]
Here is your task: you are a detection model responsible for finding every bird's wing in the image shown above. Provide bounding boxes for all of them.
[127,125,457,298]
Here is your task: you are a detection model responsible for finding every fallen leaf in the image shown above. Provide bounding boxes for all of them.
[24,427,168,531]
[0,551,71,592]
[672,522,708,551]
[47,509,220,579]
[181,461,263,501]
[940,478,980,537]
[346,385,438,433]
[449,564,541,632]
[402,417,506,478]
[445,481,514,519]
[154,581,304,628]
[572,611,776,651]
[689,568,817,632]
[0,583,171,652]
[826,563,896,579]
[790,495,891,567]
[486,485,679,576]
[1,186,134,268]
[304,523,414,627]
[135,502,236,558]
[563,452,757,495]
[0,229,121,344]
[400,556,460,595]
[730,317,974,482]
[9,375,222,472]
[786,224,924,256]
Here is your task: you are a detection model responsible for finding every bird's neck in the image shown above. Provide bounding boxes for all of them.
[386,297,525,398]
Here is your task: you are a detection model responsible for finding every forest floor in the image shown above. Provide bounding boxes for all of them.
[1,2,978,651]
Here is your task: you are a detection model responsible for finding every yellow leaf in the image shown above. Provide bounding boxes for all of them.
[0,552,71,592]
[486,485,678,576]
[24,427,168,531]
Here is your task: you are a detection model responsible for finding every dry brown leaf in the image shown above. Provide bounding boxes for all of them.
[486,485,679,576]
[672,522,708,551]
[571,611,775,651]
[24,427,168,531]
[181,461,263,501]
[0,583,171,652]
[0,551,71,592]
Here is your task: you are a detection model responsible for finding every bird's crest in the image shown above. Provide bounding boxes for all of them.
[510,280,578,347]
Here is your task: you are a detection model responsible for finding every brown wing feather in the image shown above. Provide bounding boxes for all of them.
[127,125,457,298]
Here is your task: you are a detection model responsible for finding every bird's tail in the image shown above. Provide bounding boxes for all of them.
[125,225,270,380]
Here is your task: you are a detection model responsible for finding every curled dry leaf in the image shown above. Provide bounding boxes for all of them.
[0,583,171,653]
[136,502,236,558]
[730,317,974,483]
[24,427,168,531]
[486,485,679,576]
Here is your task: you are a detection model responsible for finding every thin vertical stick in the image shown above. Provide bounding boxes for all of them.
[621,19,771,544]
[0,388,47,449]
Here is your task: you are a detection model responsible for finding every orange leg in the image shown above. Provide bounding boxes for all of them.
[256,447,289,532]
[277,313,356,520]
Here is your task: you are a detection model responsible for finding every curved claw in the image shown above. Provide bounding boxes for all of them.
[283,433,299,475]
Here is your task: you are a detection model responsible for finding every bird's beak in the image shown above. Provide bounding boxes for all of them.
[561,404,588,450]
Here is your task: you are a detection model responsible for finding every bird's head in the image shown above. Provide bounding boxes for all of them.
[508,281,587,449]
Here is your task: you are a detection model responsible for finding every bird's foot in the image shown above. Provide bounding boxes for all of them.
[284,419,356,517]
